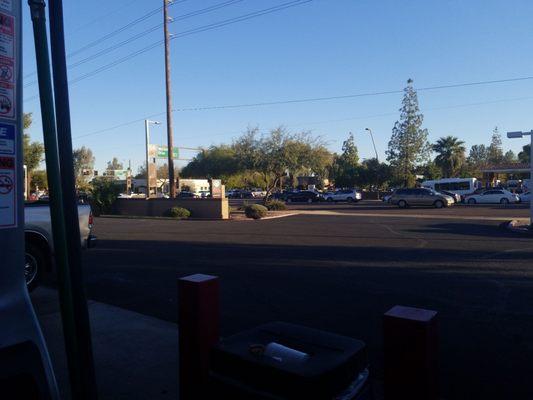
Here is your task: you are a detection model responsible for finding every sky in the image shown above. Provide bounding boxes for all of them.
[22,0,533,174]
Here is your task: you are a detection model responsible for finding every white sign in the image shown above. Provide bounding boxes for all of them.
[0,155,15,228]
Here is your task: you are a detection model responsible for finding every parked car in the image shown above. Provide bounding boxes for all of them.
[24,202,96,291]
[177,191,197,199]
[322,189,362,203]
[286,191,321,203]
[519,192,531,203]
[437,190,461,203]
[382,190,395,203]
[389,188,454,208]
[465,189,519,205]
[227,189,254,199]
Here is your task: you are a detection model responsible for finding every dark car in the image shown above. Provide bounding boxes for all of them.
[286,191,321,203]
[177,191,196,198]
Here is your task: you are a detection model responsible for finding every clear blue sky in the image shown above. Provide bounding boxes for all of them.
[22,0,533,174]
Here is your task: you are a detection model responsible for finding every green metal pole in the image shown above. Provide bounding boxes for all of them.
[28,1,87,398]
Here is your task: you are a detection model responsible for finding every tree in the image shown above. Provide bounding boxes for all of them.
[416,161,442,181]
[135,165,147,179]
[432,136,466,178]
[518,144,530,164]
[487,127,504,165]
[357,158,393,190]
[156,163,180,180]
[22,112,45,177]
[73,146,95,189]
[106,157,123,172]
[386,79,431,187]
[330,133,360,187]
[30,170,48,191]
[181,145,239,179]
[468,144,488,166]
[233,127,331,199]
[503,150,517,163]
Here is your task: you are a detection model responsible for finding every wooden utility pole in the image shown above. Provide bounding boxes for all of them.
[163,0,176,197]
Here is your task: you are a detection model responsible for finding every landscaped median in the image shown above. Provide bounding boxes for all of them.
[231,202,300,221]
[112,198,229,220]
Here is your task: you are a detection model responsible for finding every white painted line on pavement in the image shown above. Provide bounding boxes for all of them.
[296,210,529,222]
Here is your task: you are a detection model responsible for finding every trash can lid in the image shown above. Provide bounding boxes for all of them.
[210,322,368,399]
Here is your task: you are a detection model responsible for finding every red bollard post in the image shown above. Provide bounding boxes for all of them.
[178,274,220,400]
[383,305,438,400]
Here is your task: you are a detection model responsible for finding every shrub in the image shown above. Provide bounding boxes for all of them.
[89,178,122,216]
[265,200,287,211]
[244,204,268,219]
[164,207,191,219]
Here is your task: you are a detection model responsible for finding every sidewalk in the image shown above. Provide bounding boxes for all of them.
[30,288,179,400]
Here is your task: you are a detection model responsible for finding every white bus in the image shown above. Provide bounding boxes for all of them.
[421,178,478,197]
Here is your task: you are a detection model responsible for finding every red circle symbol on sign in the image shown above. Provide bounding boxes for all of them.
[0,175,13,194]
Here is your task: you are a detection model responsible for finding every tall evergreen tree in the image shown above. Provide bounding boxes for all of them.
[432,136,466,178]
[386,79,431,186]
[518,144,530,164]
[331,132,360,187]
[487,127,504,165]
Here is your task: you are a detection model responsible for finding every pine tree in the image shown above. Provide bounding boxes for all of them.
[331,132,359,188]
[487,127,504,165]
[387,79,431,186]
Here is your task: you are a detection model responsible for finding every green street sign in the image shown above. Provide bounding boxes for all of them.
[156,146,179,159]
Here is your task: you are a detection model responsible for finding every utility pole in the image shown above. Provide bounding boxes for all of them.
[163,0,175,197]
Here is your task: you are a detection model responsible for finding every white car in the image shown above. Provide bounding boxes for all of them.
[322,189,362,202]
[519,192,531,203]
[465,189,519,205]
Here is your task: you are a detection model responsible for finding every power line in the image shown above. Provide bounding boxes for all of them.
[24,0,243,84]
[23,0,314,98]
[172,76,533,112]
[72,82,533,141]
[23,1,171,80]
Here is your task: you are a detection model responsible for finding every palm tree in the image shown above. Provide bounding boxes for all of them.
[433,136,466,178]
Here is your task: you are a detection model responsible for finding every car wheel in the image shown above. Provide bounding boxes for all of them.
[434,200,444,209]
[398,200,408,208]
[500,198,509,205]
[327,197,333,202]
[307,198,313,203]
[25,242,46,292]
[467,198,476,205]
[347,197,354,203]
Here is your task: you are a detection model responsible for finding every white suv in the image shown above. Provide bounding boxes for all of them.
[323,189,362,202]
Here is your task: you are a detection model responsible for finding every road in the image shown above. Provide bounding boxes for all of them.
[70,202,533,398]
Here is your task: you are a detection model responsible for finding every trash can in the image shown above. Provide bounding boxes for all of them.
[209,322,372,399]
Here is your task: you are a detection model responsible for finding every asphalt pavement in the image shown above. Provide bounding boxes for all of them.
[40,201,533,399]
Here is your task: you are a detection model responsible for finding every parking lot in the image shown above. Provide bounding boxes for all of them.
[39,201,532,399]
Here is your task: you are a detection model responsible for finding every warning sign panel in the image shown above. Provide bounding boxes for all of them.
[0,155,15,228]
[0,122,14,154]
[0,56,13,84]
[0,11,14,120]
[0,0,11,12]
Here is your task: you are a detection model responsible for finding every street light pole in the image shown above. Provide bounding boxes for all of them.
[145,120,160,198]
[365,128,379,162]
[365,128,380,199]
[507,130,533,227]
